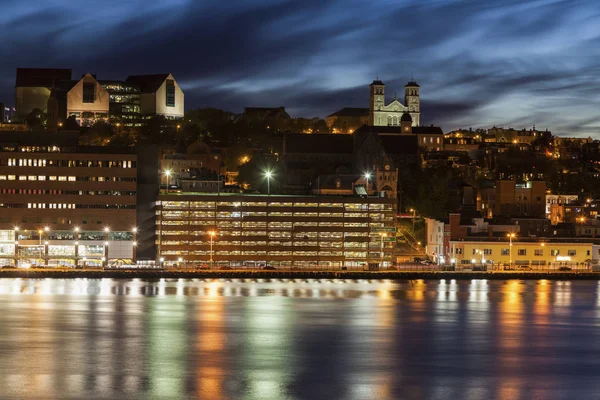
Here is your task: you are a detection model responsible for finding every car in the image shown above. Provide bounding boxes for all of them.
[472,266,487,271]
[219,266,233,271]
[263,266,277,270]
[441,266,455,271]
[413,257,423,263]
[517,266,532,271]
[558,266,572,271]
[420,260,435,265]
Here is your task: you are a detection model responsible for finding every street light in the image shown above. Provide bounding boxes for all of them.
[364,172,371,195]
[264,171,272,195]
[507,233,516,268]
[208,231,216,269]
[410,208,417,232]
[380,232,387,266]
[164,169,172,193]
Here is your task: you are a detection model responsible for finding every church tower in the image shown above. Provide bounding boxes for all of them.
[404,79,420,126]
[369,79,385,125]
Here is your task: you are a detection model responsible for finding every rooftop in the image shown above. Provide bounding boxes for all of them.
[16,68,72,88]
[326,107,369,118]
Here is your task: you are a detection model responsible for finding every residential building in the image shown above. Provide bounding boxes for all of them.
[15,68,72,119]
[425,218,445,263]
[546,194,578,217]
[156,193,396,269]
[477,179,546,219]
[126,74,184,119]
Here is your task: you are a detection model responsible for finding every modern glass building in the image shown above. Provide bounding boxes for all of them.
[156,193,396,269]
[100,81,142,126]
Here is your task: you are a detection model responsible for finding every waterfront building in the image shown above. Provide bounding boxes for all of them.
[449,238,595,269]
[156,193,396,269]
[0,132,158,267]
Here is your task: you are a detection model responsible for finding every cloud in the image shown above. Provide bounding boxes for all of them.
[2,0,600,136]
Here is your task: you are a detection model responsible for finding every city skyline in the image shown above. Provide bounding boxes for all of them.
[2,0,600,136]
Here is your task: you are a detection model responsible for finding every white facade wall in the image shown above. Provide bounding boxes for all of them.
[154,74,184,118]
[425,218,444,262]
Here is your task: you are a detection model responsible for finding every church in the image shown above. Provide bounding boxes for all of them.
[325,78,421,132]
[369,78,420,127]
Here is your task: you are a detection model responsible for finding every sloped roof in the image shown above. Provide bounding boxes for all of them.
[379,135,419,154]
[326,107,369,118]
[405,80,420,88]
[284,133,353,154]
[413,126,444,135]
[354,125,405,135]
[126,74,170,93]
[243,107,290,119]
[16,68,72,88]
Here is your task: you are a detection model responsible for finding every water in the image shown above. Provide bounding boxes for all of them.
[0,278,599,400]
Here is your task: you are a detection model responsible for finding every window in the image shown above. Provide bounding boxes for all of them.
[455,248,463,255]
[534,249,543,256]
[483,249,492,255]
[568,250,576,256]
[83,83,95,103]
[551,249,559,256]
[166,79,175,107]
[517,249,526,256]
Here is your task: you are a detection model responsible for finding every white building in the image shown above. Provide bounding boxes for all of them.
[66,73,110,126]
[126,73,184,119]
[369,79,420,127]
[425,218,445,263]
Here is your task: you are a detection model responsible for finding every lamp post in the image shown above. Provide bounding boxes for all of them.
[132,227,137,265]
[164,169,172,193]
[410,208,416,232]
[42,227,49,266]
[13,227,19,267]
[380,232,387,267]
[265,171,272,195]
[74,227,80,268]
[507,233,516,268]
[104,227,110,268]
[364,172,371,196]
[208,231,216,269]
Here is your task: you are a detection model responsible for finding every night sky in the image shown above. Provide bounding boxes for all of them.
[2,0,600,136]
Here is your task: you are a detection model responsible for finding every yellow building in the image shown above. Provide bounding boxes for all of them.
[449,239,593,269]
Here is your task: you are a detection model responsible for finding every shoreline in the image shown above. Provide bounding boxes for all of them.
[0,269,599,280]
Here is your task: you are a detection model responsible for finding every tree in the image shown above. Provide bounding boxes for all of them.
[26,108,46,128]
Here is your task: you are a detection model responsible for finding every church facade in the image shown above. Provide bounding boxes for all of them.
[369,79,420,127]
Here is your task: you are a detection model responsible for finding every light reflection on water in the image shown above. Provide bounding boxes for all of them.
[0,278,599,399]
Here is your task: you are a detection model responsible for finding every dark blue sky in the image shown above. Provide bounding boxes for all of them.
[2,0,600,136]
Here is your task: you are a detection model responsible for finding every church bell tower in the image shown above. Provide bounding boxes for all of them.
[404,79,420,126]
[369,78,385,126]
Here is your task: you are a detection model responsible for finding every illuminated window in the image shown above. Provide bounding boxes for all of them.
[568,250,576,256]
[38,176,46,181]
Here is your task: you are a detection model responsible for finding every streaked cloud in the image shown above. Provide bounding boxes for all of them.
[1,0,600,136]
